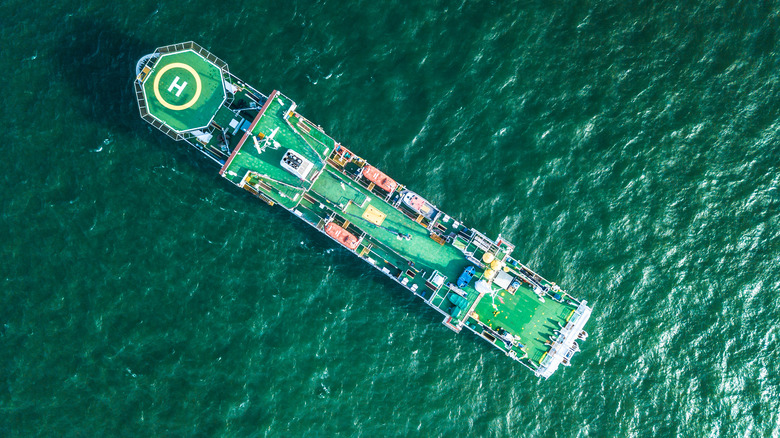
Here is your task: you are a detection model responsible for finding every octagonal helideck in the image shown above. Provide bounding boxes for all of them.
[142,50,226,132]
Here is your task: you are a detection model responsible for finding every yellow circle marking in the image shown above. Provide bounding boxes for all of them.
[153,62,202,111]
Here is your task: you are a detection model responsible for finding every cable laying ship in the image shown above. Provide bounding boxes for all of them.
[134,42,592,378]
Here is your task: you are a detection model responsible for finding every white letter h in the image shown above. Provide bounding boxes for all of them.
[167,76,188,97]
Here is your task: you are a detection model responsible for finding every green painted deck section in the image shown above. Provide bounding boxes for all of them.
[289,113,338,153]
[141,50,226,132]
[310,170,368,207]
[472,283,575,362]
[212,104,238,130]
[221,94,329,197]
[313,170,469,280]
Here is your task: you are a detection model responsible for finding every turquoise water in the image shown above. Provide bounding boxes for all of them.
[2,1,779,436]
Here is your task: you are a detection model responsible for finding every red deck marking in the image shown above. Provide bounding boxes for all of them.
[219,90,280,176]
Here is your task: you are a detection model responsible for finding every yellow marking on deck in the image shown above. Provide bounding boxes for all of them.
[362,205,386,226]
[153,62,203,110]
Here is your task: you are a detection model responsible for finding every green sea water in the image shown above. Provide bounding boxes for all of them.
[2,1,779,436]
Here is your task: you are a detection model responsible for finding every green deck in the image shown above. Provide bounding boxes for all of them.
[141,50,226,132]
[220,92,329,198]
[135,43,592,377]
[311,170,468,280]
[472,284,575,362]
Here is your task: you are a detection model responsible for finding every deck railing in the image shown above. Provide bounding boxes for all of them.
[155,41,229,76]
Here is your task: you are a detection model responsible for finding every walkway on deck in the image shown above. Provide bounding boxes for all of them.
[311,169,468,281]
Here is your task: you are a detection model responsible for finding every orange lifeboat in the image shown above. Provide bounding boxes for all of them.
[362,165,397,193]
[325,222,360,250]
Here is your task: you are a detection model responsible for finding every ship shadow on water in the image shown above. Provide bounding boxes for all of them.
[56,19,148,135]
[55,18,216,171]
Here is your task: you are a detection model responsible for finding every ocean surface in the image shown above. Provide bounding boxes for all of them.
[2,1,779,436]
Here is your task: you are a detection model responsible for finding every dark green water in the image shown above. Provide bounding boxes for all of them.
[2,1,779,436]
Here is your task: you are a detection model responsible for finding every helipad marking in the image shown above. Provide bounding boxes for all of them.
[167,76,188,97]
[153,62,202,111]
